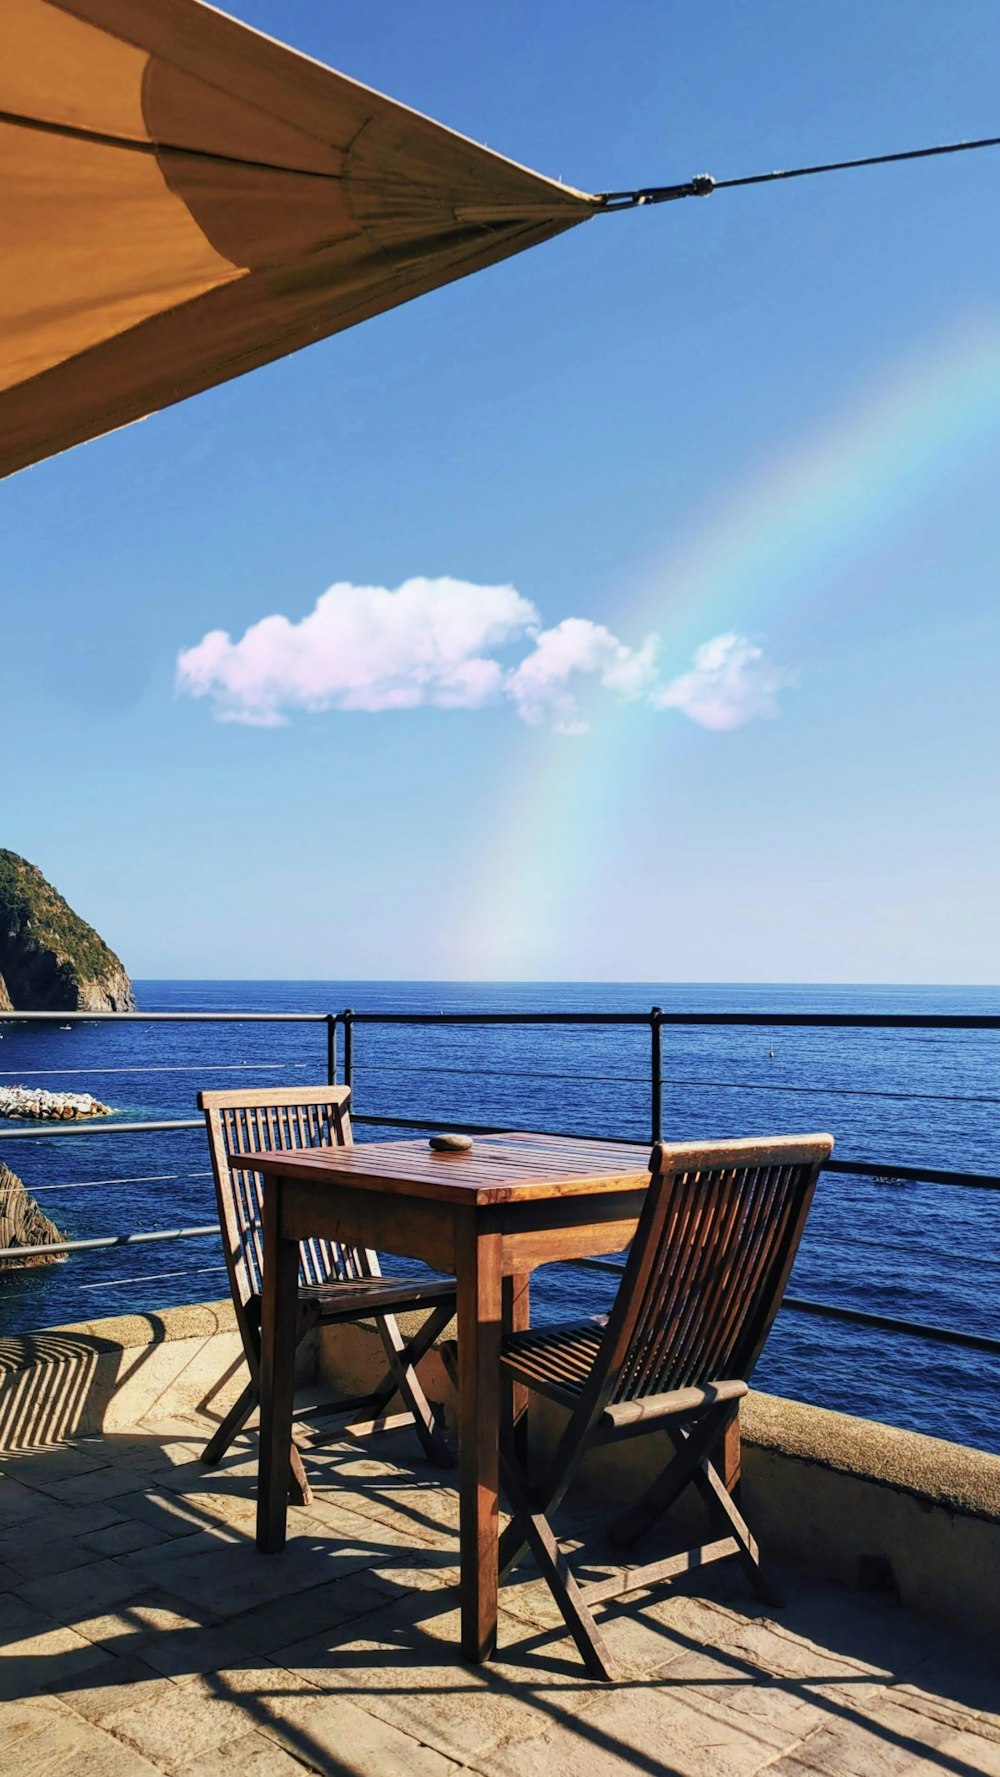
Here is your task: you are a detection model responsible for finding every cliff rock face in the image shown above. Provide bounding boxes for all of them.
[0,1161,64,1267]
[0,850,136,1012]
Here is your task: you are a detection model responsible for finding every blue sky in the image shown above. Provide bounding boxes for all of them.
[4,0,1000,982]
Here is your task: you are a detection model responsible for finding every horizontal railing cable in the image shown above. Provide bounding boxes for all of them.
[350,1062,651,1084]
[804,1227,1000,1273]
[80,1265,227,1292]
[28,1170,213,1194]
[6,1201,994,1356]
[350,1061,1000,1108]
[569,1257,1000,1356]
[655,1076,1000,1107]
[0,1063,316,1078]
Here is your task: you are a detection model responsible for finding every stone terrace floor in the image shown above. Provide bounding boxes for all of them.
[1,1414,999,1777]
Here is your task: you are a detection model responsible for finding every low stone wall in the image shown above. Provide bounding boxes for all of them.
[1,1299,997,1645]
[0,1302,251,1448]
[742,1392,1000,1637]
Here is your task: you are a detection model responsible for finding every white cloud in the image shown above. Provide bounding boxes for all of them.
[177,579,794,735]
[176,577,534,726]
[506,618,660,734]
[653,632,797,731]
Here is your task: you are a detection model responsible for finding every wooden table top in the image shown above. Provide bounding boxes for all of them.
[228,1131,654,1207]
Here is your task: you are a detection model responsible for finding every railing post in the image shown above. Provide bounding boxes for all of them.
[342,1008,354,1097]
[326,1014,337,1085]
[650,1006,662,1144]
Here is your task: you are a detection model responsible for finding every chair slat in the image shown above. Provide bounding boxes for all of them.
[662,1163,750,1391]
[695,1162,791,1386]
[200,1085,356,1309]
[642,1162,728,1394]
[656,1161,767,1393]
[603,1140,829,1407]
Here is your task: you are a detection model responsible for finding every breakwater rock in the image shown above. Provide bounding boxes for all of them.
[0,1087,112,1120]
[0,1161,64,1266]
[0,849,135,1012]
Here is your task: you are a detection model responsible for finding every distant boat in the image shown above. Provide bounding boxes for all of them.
[59,1025,72,1032]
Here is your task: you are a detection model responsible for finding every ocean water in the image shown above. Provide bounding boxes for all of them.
[1,980,998,1454]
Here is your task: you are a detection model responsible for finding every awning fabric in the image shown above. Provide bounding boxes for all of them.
[0,0,598,477]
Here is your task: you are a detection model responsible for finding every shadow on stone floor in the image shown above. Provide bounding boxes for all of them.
[1,1419,998,1776]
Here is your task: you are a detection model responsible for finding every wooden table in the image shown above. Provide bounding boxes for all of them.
[237,1131,653,1662]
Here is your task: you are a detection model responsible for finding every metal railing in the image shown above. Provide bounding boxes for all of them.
[0,1004,997,1358]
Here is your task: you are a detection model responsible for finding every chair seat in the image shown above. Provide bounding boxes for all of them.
[299,1273,455,1322]
[501,1319,748,1427]
[500,1317,607,1403]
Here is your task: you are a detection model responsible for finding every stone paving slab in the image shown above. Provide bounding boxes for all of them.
[0,1594,112,1704]
[0,1411,997,1776]
[0,1691,165,1775]
[0,1497,125,1562]
[52,1650,175,1728]
[768,1693,1000,1777]
[79,1517,175,1558]
[481,1681,793,1777]
[14,1554,147,1621]
[231,1571,402,1656]
[183,1727,321,1776]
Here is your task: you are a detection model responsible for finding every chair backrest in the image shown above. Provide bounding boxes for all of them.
[595,1133,833,1408]
[199,1085,374,1319]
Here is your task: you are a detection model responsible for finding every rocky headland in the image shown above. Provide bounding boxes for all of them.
[0,1161,64,1267]
[0,849,135,1012]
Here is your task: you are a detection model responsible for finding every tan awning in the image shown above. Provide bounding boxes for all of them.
[0,0,598,477]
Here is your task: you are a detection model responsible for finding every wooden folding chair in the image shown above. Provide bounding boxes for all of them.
[199,1085,455,1505]
[497,1132,833,1680]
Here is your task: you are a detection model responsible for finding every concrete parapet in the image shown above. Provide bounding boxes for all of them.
[740,1391,1000,1639]
[0,1301,249,1448]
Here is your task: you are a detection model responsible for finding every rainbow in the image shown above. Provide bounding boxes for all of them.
[453,321,1000,976]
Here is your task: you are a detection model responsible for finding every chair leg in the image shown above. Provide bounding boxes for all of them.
[497,1447,588,1582]
[202,1380,257,1466]
[498,1515,528,1581]
[288,1438,314,1508]
[202,1371,314,1505]
[375,1308,453,1468]
[498,1405,596,1581]
[499,1448,619,1682]
[608,1414,722,1548]
[511,1397,530,1473]
[694,1457,783,1607]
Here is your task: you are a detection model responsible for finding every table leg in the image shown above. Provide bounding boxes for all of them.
[456,1219,503,1663]
[501,1272,531,1469]
[256,1178,299,1552]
